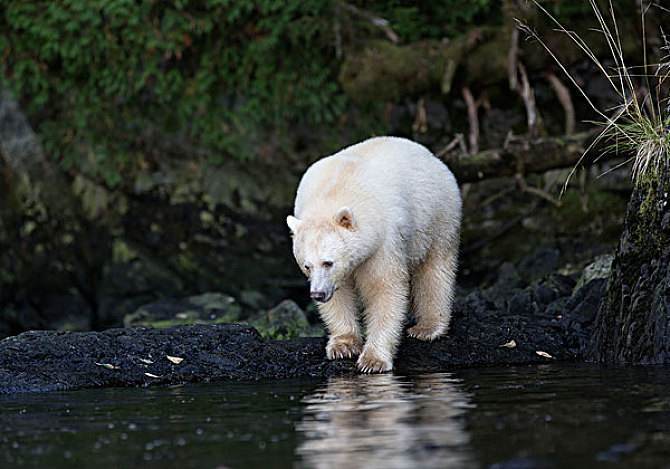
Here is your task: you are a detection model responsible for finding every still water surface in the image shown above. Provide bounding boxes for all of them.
[1,365,669,468]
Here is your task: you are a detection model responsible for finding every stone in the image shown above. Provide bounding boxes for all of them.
[247,300,324,339]
[574,254,614,291]
[124,292,241,328]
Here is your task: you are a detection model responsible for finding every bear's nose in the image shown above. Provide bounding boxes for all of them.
[310,291,327,302]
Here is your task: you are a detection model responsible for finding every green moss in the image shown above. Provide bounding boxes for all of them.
[175,254,199,274]
[339,39,447,104]
[0,268,13,284]
[632,174,670,248]
[112,239,137,263]
[368,1,498,42]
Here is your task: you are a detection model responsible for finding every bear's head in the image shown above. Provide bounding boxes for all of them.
[286,206,357,303]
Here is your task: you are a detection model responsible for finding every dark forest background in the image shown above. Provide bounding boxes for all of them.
[0,1,665,341]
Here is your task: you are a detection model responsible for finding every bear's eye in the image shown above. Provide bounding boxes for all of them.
[322,261,333,268]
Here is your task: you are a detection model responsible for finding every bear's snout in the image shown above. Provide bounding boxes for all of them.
[310,290,331,303]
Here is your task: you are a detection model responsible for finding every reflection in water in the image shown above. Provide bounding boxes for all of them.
[296,373,475,469]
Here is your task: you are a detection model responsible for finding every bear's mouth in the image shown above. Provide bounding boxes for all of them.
[310,286,335,303]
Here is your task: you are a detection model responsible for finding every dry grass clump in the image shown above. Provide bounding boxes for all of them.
[520,0,669,189]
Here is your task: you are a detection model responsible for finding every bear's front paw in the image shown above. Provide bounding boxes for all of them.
[357,348,392,374]
[408,323,446,342]
[326,334,362,360]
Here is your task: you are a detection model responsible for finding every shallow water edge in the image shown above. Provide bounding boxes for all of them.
[1,364,669,468]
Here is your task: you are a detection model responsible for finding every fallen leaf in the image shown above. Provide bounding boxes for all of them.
[536,351,554,359]
[166,355,184,365]
[138,358,154,365]
[144,373,161,379]
[95,362,119,370]
[499,340,517,349]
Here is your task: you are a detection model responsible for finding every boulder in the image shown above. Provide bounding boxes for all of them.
[124,292,241,328]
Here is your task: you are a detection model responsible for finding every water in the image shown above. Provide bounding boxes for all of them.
[1,365,669,468]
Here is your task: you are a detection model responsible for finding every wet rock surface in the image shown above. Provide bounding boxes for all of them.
[0,262,606,394]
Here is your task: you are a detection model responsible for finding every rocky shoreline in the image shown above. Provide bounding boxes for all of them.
[0,256,607,394]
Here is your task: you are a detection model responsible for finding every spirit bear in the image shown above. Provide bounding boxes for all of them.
[287,137,461,373]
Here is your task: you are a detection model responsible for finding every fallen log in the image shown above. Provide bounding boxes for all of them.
[338,7,641,105]
[443,130,598,183]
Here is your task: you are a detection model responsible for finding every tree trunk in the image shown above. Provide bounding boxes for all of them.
[589,168,670,364]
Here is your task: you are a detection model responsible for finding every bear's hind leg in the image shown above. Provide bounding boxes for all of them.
[319,280,363,360]
[408,245,457,341]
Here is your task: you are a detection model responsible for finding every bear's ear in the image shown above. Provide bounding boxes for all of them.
[335,206,355,230]
[286,215,302,234]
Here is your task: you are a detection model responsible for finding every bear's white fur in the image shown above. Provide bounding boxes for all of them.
[287,136,461,373]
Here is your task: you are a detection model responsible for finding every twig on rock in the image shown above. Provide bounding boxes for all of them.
[515,63,541,137]
[546,72,576,134]
[462,86,480,154]
[515,173,562,207]
[412,98,428,134]
[437,134,468,157]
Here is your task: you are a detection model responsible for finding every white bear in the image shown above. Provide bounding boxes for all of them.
[287,136,461,373]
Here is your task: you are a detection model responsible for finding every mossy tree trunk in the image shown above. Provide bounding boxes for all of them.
[589,167,670,364]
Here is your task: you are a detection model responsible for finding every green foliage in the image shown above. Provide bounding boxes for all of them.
[1,0,342,185]
[548,1,595,18]
[1,0,502,185]
[360,1,497,42]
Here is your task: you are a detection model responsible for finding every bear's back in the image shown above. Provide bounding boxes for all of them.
[294,137,460,230]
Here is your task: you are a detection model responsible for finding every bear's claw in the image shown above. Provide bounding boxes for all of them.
[357,349,392,374]
[326,335,362,360]
[407,324,445,342]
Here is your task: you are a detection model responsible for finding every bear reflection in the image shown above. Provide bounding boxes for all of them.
[296,373,474,469]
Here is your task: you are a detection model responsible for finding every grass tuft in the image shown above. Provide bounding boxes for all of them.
[520,0,670,190]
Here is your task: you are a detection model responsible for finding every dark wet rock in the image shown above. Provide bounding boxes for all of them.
[559,279,607,356]
[124,292,242,328]
[517,248,560,284]
[485,262,524,299]
[0,265,605,394]
[98,252,190,329]
[459,177,628,290]
[32,293,92,332]
[0,325,349,394]
[0,293,92,339]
